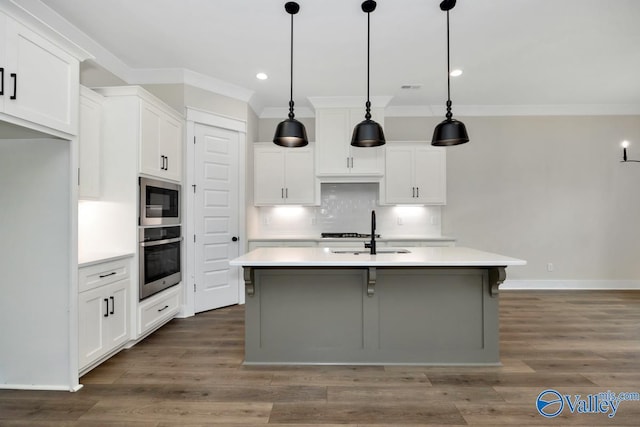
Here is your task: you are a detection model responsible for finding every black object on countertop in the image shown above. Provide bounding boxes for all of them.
[321,232,381,239]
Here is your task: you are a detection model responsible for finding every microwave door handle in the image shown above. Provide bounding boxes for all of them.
[140,237,183,247]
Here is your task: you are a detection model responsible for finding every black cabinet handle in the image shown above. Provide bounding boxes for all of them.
[104,298,109,317]
[416,187,419,198]
[109,296,115,315]
[99,271,117,279]
[158,305,169,312]
[0,68,4,95]
[10,73,16,100]
[232,236,238,242]
[165,156,168,171]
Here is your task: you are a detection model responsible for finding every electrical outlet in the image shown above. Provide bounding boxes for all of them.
[430,216,438,225]
[397,216,403,225]
[262,216,270,226]
[310,217,316,225]
[547,263,554,272]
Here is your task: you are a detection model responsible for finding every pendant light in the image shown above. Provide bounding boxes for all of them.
[273,1,308,147]
[351,0,386,148]
[432,0,469,146]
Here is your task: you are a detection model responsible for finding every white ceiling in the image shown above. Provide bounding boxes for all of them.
[36,0,640,116]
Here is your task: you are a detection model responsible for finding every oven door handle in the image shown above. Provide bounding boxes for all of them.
[140,237,183,247]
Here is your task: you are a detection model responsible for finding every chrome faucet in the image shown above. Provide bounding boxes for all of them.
[364,210,377,255]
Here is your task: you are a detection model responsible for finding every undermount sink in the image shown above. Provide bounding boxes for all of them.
[331,248,411,255]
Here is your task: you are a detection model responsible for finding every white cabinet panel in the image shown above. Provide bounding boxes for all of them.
[254,143,315,205]
[140,100,183,181]
[384,142,446,205]
[78,258,131,371]
[316,108,384,177]
[78,87,103,199]
[78,279,129,370]
[1,14,79,134]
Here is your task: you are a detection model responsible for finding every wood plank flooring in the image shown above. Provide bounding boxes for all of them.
[1,291,640,425]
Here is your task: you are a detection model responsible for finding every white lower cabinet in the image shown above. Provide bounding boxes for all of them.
[78,257,131,372]
[138,285,181,336]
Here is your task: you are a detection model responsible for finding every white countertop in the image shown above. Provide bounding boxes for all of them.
[78,252,134,268]
[248,235,456,242]
[230,246,526,268]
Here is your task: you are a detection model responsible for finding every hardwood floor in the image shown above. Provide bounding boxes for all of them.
[2,291,640,425]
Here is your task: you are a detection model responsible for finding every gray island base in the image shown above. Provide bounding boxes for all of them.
[231,247,526,366]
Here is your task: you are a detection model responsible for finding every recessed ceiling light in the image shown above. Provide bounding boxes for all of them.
[450,69,463,77]
[256,72,268,80]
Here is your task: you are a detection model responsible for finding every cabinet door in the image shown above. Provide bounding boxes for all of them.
[78,88,103,199]
[78,287,108,368]
[254,146,285,205]
[385,146,415,203]
[316,109,350,175]
[140,102,163,177]
[104,280,129,350]
[3,16,79,134]
[348,108,384,175]
[284,148,315,204]
[414,147,446,204]
[159,114,182,182]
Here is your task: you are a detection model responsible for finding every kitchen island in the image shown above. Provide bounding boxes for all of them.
[230,246,526,365]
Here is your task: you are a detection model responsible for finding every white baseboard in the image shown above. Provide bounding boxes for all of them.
[502,279,640,290]
[0,384,82,391]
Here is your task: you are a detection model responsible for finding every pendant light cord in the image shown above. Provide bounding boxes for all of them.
[365,9,372,120]
[288,12,295,119]
[445,10,452,120]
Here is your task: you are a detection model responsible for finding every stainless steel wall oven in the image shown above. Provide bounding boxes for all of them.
[139,226,182,300]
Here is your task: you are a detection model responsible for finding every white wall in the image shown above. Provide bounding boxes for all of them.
[0,138,73,388]
[386,115,640,281]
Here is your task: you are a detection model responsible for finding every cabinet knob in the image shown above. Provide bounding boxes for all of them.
[232,236,239,242]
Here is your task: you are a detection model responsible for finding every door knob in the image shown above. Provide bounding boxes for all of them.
[232,236,238,242]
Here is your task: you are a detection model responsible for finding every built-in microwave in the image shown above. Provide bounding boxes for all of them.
[139,177,180,226]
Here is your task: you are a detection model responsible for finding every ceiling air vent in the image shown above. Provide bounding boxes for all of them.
[400,84,422,90]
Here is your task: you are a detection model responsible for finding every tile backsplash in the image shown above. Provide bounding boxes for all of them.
[254,183,442,237]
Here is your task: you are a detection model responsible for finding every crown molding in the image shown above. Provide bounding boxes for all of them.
[308,96,393,109]
[127,68,255,103]
[386,104,640,117]
[259,106,316,119]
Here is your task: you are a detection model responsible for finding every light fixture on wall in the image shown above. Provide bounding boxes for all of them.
[621,140,640,162]
[432,0,469,147]
[273,1,308,148]
[351,0,386,148]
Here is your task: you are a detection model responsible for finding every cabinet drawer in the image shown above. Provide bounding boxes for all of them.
[139,286,180,335]
[79,258,130,292]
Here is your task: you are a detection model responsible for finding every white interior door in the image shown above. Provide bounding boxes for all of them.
[194,123,240,313]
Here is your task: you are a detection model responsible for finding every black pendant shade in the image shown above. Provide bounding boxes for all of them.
[352,0,385,148]
[432,0,468,147]
[274,117,308,148]
[432,118,469,146]
[352,118,386,147]
[273,1,308,148]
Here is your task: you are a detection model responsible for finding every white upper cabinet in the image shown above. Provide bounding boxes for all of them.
[254,143,316,205]
[140,101,183,182]
[78,86,104,199]
[315,108,384,177]
[0,13,79,135]
[383,142,446,205]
